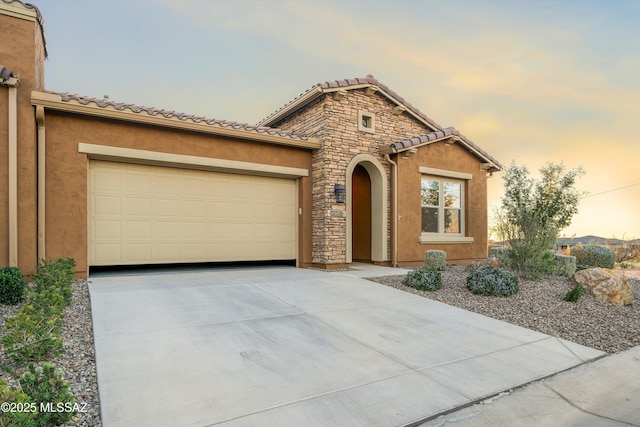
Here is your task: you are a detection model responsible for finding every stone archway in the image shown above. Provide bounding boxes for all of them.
[346,154,388,263]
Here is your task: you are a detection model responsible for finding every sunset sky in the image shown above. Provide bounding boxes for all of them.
[36,0,640,240]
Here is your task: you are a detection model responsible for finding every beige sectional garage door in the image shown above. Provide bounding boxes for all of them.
[88,160,297,266]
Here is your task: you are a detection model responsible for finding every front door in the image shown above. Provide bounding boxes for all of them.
[351,164,372,262]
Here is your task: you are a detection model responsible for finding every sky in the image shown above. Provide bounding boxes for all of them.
[35,0,640,240]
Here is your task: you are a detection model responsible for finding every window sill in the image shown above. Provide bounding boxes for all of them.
[419,235,474,244]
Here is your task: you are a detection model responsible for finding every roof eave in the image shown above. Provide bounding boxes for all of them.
[31,91,321,150]
[383,136,502,172]
[258,86,323,127]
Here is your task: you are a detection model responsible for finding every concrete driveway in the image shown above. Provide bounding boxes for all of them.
[89,265,604,427]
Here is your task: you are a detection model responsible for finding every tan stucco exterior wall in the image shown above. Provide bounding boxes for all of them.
[42,113,314,276]
[395,141,490,265]
[0,7,45,273]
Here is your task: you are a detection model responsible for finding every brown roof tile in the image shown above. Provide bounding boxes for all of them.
[390,127,502,170]
[48,91,311,142]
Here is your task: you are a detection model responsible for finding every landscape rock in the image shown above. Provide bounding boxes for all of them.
[465,256,502,272]
[572,268,634,306]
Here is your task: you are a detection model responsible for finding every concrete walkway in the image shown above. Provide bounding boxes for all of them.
[89,265,605,427]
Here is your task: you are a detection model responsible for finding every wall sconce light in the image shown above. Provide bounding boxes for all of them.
[334,184,346,204]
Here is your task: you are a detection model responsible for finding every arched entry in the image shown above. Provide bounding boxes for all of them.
[352,164,372,261]
[346,154,388,263]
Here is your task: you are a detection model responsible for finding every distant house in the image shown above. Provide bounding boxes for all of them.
[1,1,502,277]
[555,236,640,254]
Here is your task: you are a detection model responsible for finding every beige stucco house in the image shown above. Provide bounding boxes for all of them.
[1,1,501,277]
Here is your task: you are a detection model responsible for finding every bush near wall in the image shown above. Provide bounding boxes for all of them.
[572,245,615,269]
[2,258,75,363]
[0,266,26,305]
[424,250,446,271]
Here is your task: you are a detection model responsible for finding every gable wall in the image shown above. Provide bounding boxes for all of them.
[396,141,489,264]
[275,88,441,265]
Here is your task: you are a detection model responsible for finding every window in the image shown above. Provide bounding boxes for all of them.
[358,110,375,134]
[420,175,472,243]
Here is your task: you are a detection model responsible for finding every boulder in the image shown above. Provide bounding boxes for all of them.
[572,268,634,306]
[465,257,502,272]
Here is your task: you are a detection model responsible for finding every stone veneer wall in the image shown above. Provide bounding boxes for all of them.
[274,88,437,265]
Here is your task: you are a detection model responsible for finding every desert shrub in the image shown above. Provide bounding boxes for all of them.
[563,283,584,302]
[488,247,510,266]
[403,268,442,291]
[0,380,37,427]
[571,245,615,269]
[33,258,75,306]
[2,305,64,363]
[424,250,446,271]
[20,363,76,427]
[466,266,519,297]
[0,266,25,305]
[492,162,584,277]
[554,254,576,277]
[618,261,633,269]
[2,258,75,364]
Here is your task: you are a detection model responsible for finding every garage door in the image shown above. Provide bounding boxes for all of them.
[88,160,297,266]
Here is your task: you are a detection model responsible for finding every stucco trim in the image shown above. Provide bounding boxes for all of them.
[36,105,46,261]
[419,166,473,180]
[77,143,310,178]
[32,91,322,150]
[346,154,389,263]
[7,83,18,266]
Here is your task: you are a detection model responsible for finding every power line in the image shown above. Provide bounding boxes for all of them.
[582,182,640,199]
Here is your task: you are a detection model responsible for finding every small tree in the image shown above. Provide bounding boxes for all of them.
[494,162,584,276]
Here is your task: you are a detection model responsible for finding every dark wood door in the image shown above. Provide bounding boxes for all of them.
[352,164,372,262]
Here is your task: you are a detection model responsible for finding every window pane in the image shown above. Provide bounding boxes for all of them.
[445,209,460,233]
[421,179,439,206]
[422,207,438,233]
[444,182,461,208]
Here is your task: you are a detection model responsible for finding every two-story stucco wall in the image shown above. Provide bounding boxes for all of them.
[395,140,490,265]
[273,87,442,267]
[0,4,46,273]
[42,111,315,277]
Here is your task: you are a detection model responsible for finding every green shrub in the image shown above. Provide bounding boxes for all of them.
[488,247,510,266]
[554,254,576,277]
[20,363,76,427]
[2,305,64,363]
[424,250,446,271]
[33,258,75,306]
[466,266,519,297]
[617,261,633,269]
[563,283,584,302]
[403,268,442,291]
[571,245,615,269]
[0,266,25,305]
[0,380,36,427]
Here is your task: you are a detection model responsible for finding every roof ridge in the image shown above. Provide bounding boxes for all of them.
[258,75,443,130]
[46,90,310,141]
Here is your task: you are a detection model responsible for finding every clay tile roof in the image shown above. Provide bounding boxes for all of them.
[259,75,443,130]
[47,91,312,142]
[389,127,502,171]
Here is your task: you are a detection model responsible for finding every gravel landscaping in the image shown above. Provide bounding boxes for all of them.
[368,265,640,354]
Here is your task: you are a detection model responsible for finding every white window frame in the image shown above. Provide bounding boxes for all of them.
[419,167,473,244]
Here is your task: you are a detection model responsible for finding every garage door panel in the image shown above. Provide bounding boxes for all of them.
[89,161,297,266]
